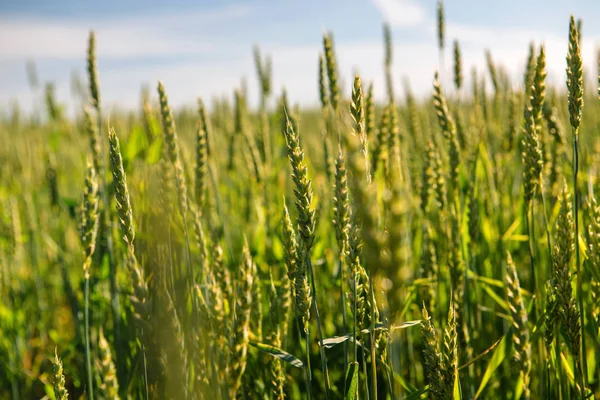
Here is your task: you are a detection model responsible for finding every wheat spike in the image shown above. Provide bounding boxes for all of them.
[83,107,102,175]
[587,197,600,320]
[350,75,370,181]
[333,151,350,257]
[97,329,119,400]
[86,31,101,111]
[552,185,580,357]
[433,72,460,194]
[53,349,69,400]
[195,122,207,210]
[453,40,463,91]
[108,128,135,248]
[228,243,255,398]
[318,53,329,111]
[421,306,445,398]
[283,114,316,256]
[566,16,584,135]
[157,81,189,220]
[506,252,531,399]
[282,204,311,334]
[80,159,99,279]
[323,32,340,111]
[442,302,457,394]
[436,1,445,51]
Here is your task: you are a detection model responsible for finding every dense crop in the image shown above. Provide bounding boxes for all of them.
[1,4,600,399]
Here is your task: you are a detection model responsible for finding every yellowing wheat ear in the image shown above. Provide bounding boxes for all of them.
[53,349,69,400]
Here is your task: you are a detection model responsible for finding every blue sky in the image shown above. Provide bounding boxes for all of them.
[1,0,599,114]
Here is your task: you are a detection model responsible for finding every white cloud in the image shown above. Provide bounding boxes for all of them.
[370,0,427,28]
[2,2,599,117]
[0,3,255,113]
[0,4,250,59]
[443,22,599,91]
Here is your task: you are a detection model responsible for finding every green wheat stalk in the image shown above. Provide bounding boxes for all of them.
[566,15,587,391]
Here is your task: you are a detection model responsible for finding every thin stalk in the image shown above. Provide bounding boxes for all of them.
[182,216,194,285]
[554,331,563,399]
[572,135,587,395]
[294,296,312,400]
[539,187,554,400]
[341,258,348,386]
[386,338,396,399]
[539,189,554,261]
[10,337,19,400]
[465,250,475,398]
[362,347,370,400]
[7,260,19,400]
[84,276,94,400]
[354,265,358,363]
[306,327,313,399]
[142,343,149,400]
[525,201,536,297]
[368,270,377,400]
[527,199,547,396]
[96,111,123,390]
[306,257,331,397]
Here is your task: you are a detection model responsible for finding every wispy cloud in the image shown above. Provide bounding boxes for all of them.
[2,1,599,116]
[443,22,599,89]
[0,4,251,59]
[369,0,427,28]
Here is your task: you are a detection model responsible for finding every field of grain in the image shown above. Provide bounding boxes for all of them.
[1,2,599,399]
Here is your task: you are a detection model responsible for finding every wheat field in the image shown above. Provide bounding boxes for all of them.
[1,2,599,399]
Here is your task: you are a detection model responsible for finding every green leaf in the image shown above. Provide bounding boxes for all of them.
[505,234,529,242]
[344,362,359,400]
[481,282,510,312]
[48,130,63,151]
[321,335,349,348]
[249,341,304,368]
[459,334,504,370]
[453,369,461,400]
[513,373,523,400]
[60,197,78,210]
[123,125,148,162]
[145,137,163,165]
[501,218,523,241]
[468,271,505,289]
[529,306,549,341]
[559,352,575,385]
[321,335,362,349]
[390,320,421,331]
[380,358,418,392]
[402,385,429,399]
[584,254,600,284]
[474,328,513,399]
[399,286,417,318]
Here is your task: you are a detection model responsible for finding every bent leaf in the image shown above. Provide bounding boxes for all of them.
[390,320,421,331]
[474,328,513,399]
[344,362,359,400]
[249,341,303,368]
